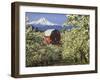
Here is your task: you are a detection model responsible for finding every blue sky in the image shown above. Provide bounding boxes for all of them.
[26,12,67,25]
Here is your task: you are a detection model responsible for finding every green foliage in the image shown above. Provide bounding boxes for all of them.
[62,14,89,64]
[26,26,62,67]
[26,14,89,67]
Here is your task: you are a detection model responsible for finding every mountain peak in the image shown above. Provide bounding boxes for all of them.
[27,17,57,25]
[39,17,47,21]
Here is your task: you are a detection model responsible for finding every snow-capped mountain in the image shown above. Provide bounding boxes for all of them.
[26,17,74,32]
[27,17,57,25]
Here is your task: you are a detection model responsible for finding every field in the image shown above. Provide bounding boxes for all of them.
[26,14,89,67]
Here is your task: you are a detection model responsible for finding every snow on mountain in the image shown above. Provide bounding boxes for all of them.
[27,17,57,25]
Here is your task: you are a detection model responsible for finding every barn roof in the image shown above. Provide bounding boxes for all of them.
[44,29,55,36]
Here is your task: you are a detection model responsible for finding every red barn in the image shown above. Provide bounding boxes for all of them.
[44,29,61,45]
